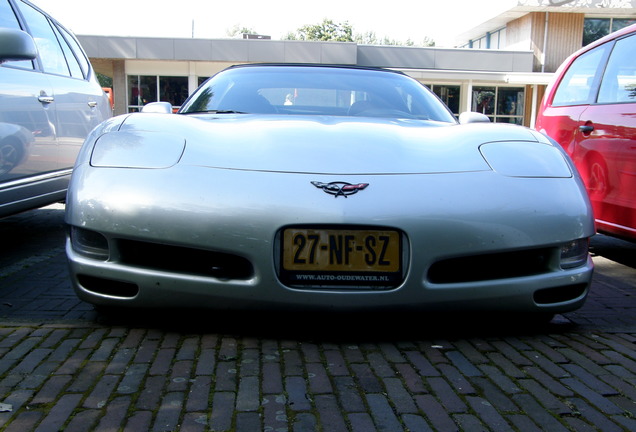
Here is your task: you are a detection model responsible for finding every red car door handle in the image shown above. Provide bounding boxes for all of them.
[579,125,594,133]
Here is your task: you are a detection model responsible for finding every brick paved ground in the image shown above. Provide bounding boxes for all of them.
[0,205,635,431]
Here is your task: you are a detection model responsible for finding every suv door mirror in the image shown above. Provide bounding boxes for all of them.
[0,28,37,63]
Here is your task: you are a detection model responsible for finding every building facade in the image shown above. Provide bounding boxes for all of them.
[80,0,635,126]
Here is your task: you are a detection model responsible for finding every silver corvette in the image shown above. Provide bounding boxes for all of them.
[66,64,594,316]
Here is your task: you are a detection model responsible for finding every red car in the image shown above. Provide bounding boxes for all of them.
[535,24,636,241]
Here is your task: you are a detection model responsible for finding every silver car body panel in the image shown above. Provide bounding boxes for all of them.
[66,111,595,313]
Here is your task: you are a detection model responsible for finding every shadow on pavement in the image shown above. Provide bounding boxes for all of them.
[90,307,577,343]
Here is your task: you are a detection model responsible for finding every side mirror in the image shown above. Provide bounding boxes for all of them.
[141,102,173,114]
[0,28,37,63]
[459,112,491,124]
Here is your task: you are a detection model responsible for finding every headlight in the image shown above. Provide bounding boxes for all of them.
[90,131,185,169]
[480,142,572,178]
[560,238,589,269]
[70,227,109,260]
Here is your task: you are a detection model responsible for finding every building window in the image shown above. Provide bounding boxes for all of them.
[428,85,460,116]
[127,75,188,112]
[583,18,636,46]
[472,86,525,124]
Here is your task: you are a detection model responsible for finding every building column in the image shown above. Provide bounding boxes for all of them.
[112,60,127,116]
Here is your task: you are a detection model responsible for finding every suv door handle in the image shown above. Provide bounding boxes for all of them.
[88,101,98,108]
[38,96,54,104]
[579,125,594,133]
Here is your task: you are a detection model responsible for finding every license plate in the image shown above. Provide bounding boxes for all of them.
[280,228,402,287]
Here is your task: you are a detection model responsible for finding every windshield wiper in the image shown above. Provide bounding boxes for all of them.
[184,110,247,114]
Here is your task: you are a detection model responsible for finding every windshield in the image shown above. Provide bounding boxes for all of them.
[179,66,457,123]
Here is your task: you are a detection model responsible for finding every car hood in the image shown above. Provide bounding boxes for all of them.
[108,113,549,175]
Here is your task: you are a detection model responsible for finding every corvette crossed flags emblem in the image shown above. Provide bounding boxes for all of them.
[311,181,369,198]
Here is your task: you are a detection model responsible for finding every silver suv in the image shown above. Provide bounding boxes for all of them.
[0,0,110,217]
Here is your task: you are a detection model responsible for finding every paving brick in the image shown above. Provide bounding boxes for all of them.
[426,376,467,413]
[602,350,636,373]
[149,348,176,376]
[34,393,82,432]
[299,342,321,363]
[366,393,403,431]
[505,414,543,432]
[176,336,199,361]
[367,351,395,377]
[333,376,366,412]
[67,360,106,393]
[395,362,428,393]
[292,412,317,432]
[306,362,333,394]
[286,376,311,411]
[445,350,483,377]
[323,349,349,376]
[194,348,216,376]
[486,352,525,378]
[490,340,533,367]
[237,375,260,412]
[64,409,101,432]
[567,397,624,432]
[402,413,434,432]
[93,396,131,432]
[453,413,486,432]
[405,350,440,377]
[215,360,237,392]
[31,374,72,404]
[262,361,284,394]
[136,375,166,411]
[561,377,624,415]
[562,363,620,396]
[2,411,43,432]
[117,363,149,395]
[472,377,518,413]
[168,360,193,392]
[415,394,458,432]
[180,412,208,432]
[123,410,153,432]
[209,392,235,432]
[350,363,383,393]
[133,337,159,364]
[185,375,212,412]
[18,360,59,390]
[558,347,612,376]
[516,378,572,415]
[437,363,476,395]
[383,377,418,413]
[342,344,366,363]
[103,347,132,375]
[48,338,81,362]
[235,411,262,432]
[523,366,574,397]
[79,328,107,350]
[283,348,304,376]
[511,393,569,432]
[262,393,288,431]
[83,374,120,409]
[153,391,184,432]
[315,394,348,432]
[466,395,514,432]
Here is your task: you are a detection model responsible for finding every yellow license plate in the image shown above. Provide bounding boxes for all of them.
[283,228,400,272]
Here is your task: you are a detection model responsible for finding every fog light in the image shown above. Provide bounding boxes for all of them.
[560,238,589,269]
[70,227,109,260]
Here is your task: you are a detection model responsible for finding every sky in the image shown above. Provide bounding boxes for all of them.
[29,0,515,47]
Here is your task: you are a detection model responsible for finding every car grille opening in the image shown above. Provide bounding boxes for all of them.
[117,239,254,280]
[77,275,139,298]
[427,248,552,284]
[533,283,587,304]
